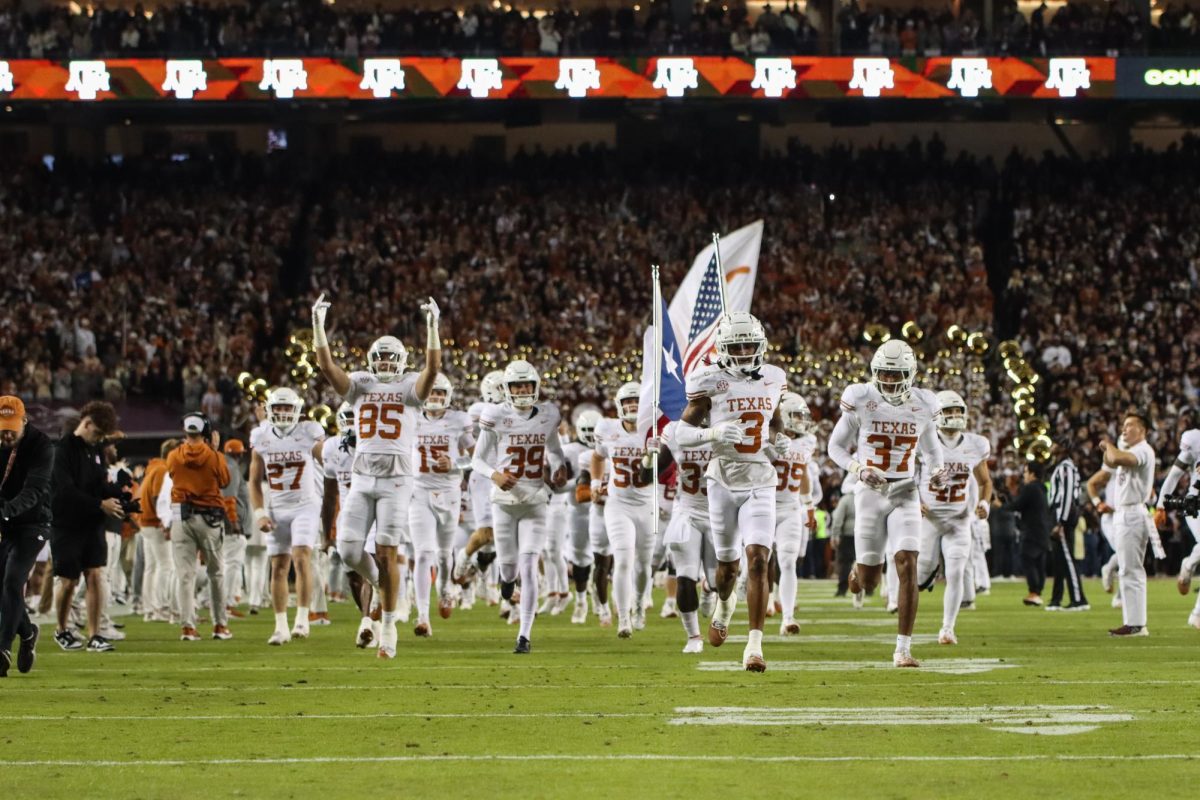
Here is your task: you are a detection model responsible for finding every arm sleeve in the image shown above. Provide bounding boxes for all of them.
[827,412,859,472]
[471,428,499,481]
[1,438,54,520]
[674,420,708,448]
[51,443,102,513]
[545,426,565,473]
[1157,464,1188,504]
[916,419,944,474]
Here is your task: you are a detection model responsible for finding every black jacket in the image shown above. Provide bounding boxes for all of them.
[51,433,118,533]
[1004,479,1053,554]
[0,424,55,533]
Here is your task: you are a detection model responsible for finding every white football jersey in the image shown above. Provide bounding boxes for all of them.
[1176,429,1200,496]
[478,402,562,504]
[594,418,653,505]
[414,409,474,491]
[1113,440,1155,507]
[774,434,811,510]
[250,421,325,510]
[685,362,787,489]
[321,435,355,504]
[838,383,941,480]
[559,441,589,504]
[663,420,712,520]
[468,400,494,433]
[343,370,421,475]
[920,431,990,517]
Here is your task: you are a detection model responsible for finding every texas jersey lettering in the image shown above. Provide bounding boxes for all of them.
[685,362,786,489]
[919,433,991,517]
[414,409,474,491]
[594,418,652,505]
[345,370,421,475]
[479,402,562,505]
[250,420,325,510]
[839,383,941,480]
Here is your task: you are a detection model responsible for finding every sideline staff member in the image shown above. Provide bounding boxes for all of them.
[168,412,232,642]
[0,397,53,676]
[51,401,126,653]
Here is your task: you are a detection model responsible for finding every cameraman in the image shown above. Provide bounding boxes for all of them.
[51,401,127,653]
[167,413,231,641]
[0,397,53,677]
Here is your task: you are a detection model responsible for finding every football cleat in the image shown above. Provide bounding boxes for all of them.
[938,628,958,645]
[414,622,432,638]
[597,606,613,628]
[682,638,704,654]
[377,644,396,659]
[356,618,375,649]
[852,590,865,609]
[961,601,977,610]
[632,609,646,631]
[742,648,767,673]
[707,621,727,648]
[893,652,921,668]
[918,565,939,592]
[617,626,633,639]
[1109,625,1149,637]
[571,595,589,624]
[659,598,677,619]
[886,602,898,614]
[309,612,332,626]
[212,625,233,641]
[1179,572,1193,596]
[268,630,291,646]
[291,622,310,639]
[513,636,531,654]
[780,619,800,636]
[180,627,201,642]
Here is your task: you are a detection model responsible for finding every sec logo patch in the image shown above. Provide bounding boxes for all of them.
[866,401,878,412]
[716,380,729,392]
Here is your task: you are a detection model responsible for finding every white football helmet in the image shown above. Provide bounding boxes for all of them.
[368,336,407,383]
[424,373,453,412]
[615,381,641,424]
[266,387,304,434]
[936,390,968,431]
[576,409,601,447]
[503,360,540,409]
[780,392,815,436]
[480,370,505,404]
[336,401,355,434]
[870,340,917,405]
[715,311,768,373]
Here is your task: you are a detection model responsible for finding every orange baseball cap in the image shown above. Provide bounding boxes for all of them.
[223,439,245,454]
[0,396,25,432]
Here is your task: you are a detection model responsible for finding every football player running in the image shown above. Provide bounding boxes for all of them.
[675,312,786,672]
[454,370,506,585]
[915,390,992,646]
[773,392,818,636]
[591,382,656,638]
[410,374,475,635]
[828,340,948,667]
[312,293,442,660]
[566,410,601,624]
[248,387,327,645]
[1154,427,1200,628]
[471,360,568,653]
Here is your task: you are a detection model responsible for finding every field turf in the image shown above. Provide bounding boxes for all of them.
[3,578,1197,799]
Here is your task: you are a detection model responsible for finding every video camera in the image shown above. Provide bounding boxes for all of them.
[111,467,143,518]
[1162,481,1200,518]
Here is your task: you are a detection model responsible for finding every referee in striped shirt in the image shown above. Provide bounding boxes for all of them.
[1048,443,1089,610]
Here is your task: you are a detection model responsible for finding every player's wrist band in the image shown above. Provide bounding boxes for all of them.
[313,322,328,348]
[590,480,602,495]
[254,508,270,522]
[427,321,440,350]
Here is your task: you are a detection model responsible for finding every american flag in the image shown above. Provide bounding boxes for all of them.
[682,253,724,375]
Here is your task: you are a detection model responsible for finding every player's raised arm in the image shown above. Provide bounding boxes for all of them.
[312,293,352,397]
[414,297,444,402]
[675,395,738,446]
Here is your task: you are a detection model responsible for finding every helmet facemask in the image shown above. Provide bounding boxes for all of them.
[939,405,968,432]
[872,367,914,406]
[268,401,301,434]
[506,380,538,410]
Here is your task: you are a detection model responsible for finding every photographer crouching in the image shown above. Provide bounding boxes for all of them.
[168,413,232,641]
[51,401,131,653]
[0,397,54,676]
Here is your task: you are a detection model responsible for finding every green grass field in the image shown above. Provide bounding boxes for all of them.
[3,578,1198,799]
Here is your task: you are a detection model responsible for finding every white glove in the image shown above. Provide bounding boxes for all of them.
[928,466,951,491]
[312,292,331,347]
[421,297,440,326]
[856,465,887,491]
[644,436,660,455]
[976,500,990,520]
[709,422,743,446]
[773,432,790,451]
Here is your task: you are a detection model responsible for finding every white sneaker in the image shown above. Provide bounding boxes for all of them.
[893,651,920,668]
[1101,561,1115,593]
[682,637,704,654]
[291,622,310,639]
[632,609,646,631]
[886,601,898,614]
[570,595,589,624]
[356,617,374,649]
[268,629,291,646]
[852,591,865,609]
[779,618,800,636]
[660,597,677,619]
[1188,613,1200,630]
[938,628,958,645]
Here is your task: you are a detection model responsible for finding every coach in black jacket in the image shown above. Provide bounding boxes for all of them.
[50,401,127,653]
[1003,461,1053,607]
[0,397,54,677]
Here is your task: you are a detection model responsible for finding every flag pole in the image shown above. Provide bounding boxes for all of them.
[651,264,662,540]
[712,232,730,315]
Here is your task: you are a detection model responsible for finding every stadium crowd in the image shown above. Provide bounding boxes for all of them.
[0,0,1189,59]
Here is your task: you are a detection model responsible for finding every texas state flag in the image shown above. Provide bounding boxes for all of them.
[637,293,687,442]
